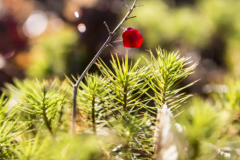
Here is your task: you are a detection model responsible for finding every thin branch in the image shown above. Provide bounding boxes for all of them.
[127,16,137,20]
[125,0,130,9]
[71,0,139,135]
[112,40,123,43]
[134,4,144,8]
[103,21,111,34]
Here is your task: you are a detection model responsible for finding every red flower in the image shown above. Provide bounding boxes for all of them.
[122,27,143,48]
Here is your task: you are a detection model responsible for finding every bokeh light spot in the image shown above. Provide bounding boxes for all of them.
[22,10,48,38]
[78,23,86,33]
[74,12,79,18]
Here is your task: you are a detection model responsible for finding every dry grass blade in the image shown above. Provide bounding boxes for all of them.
[153,104,179,160]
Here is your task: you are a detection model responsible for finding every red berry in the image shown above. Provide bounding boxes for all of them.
[122,27,143,48]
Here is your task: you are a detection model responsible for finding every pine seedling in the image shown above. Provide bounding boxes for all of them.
[146,48,198,155]
[108,112,153,159]
[95,53,153,159]
[0,94,12,121]
[76,74,110,134]
[0,94,26,159]
[4,78,72,136]
[0,118,25,159]
[177,97,227,160]
[96,53,150,115]
[147,48,198,111]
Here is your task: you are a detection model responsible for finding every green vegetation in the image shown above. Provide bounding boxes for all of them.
[1,48,240,159]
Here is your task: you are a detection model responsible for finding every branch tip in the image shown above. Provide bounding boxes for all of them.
[127,16,137,20]
[103,21,111,34]
[125,0,130,9]
[134,4,144,8]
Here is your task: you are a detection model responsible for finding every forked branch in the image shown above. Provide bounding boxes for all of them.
[71,0,139,135]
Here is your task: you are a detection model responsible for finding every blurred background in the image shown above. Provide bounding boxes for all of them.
[0,0,240,96]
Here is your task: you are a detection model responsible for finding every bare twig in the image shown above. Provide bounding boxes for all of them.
[125,0,130,9]
[71,0,139,135]
[112,40,123,43]
[127,16,137,20]
[134,4,144,8]
[103,21,111,34]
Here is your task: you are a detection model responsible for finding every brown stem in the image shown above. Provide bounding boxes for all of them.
[43,105,53,136]
[92,96,96,134]
[58,105,64,125]
[71,0,138,135]
[123,86,128,112]
[42,88,53,136]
